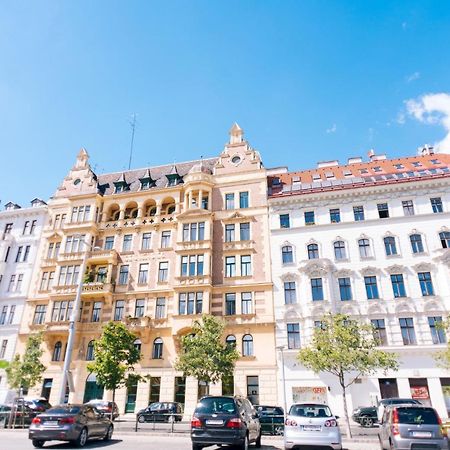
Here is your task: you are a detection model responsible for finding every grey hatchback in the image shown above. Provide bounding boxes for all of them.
[378,404,448,450]
[29,404,113,448]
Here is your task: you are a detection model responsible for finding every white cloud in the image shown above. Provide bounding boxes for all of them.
[326,123,337,134]
[406,93,450,153]
[397,112,406,125]
[406,72,420,83]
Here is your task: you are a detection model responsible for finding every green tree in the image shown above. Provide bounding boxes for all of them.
[435,316,450,368]
[175,314,239,394]
[297,313,398,438]
[6,333,46,391]
[0,360,9,369]
[87,321,141,418]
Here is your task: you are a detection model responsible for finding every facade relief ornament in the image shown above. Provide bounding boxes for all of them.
[280,272,299,282]
[334,268,353,278]
[395,301,414,314]
[412,262,434,273]
[360,266,380,276]
[300,259,334,277]
[385,264,406,274]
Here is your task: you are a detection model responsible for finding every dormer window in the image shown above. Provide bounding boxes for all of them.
[139,169,156,190]
[114,173,130,193]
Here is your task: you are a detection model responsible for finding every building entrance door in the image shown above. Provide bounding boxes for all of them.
[379,378,399,399]
[83,373,104,403]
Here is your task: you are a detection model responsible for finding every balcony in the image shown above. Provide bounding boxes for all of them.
[78,322,103,333]
[45,321,70,335]
[82,282,115,297]
[58,251,84,263]
[87,249,118,265]
[99,214,177,231]
[62,220,98,233]
[176,240,212,252]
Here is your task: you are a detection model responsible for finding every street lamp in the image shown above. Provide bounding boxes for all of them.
[57,237,97,404]
[276,345,288,417]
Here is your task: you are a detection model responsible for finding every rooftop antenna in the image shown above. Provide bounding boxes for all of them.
[128,113,137,170]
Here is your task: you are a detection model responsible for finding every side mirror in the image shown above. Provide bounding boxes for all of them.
[335,416,340,420]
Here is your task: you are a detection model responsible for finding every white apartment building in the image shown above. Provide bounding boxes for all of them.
[0,198,47,403]
[268,150,450,419]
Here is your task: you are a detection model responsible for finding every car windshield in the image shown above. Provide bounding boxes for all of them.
[45,407,81,415]
[195,398,237,414]
[258,407,284,416]
[289,405,332,418]
[397,408,439,425]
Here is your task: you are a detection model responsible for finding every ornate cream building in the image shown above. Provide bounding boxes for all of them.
[18,124,277,414]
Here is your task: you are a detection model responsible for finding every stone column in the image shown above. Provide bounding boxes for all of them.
[198,190,203,208]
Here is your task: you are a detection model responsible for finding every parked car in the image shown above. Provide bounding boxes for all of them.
[0,403,36,428]
[378,404,448,450]
[85,400,119,420]
[137,402,183,423]
[191,395,261,450]
[16,398,51,413]
[284,403,342,450]
[255,405,284,435]
[28,404,113,448]
[352,405,378,427]
[377,398,422,422]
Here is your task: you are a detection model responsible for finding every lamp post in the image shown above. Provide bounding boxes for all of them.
[57,238,93,405]
[276,345,288,417]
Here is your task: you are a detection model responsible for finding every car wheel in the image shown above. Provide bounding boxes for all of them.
[103,425,113,441]
[238,434,249,450]
[76,427,88,447]
[255,430,262,448]
[167,415,175,423]
[361,416,374,427]
[274,425,284,436]
[138,415,145,423]
[192,445,202,450]
[32,440,45,448]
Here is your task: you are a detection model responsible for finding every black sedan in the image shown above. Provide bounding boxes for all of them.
[29,404,113,448]
[352,405,378,427]
[0,403,36,428]
[256,405,284,435]
[137,402,183,423]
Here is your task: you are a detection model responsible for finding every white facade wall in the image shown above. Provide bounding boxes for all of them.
[0,201,47,403]
[269,177,450,419]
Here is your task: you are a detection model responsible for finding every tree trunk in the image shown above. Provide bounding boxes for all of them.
[111,389,115,422]
[340,382,352,438]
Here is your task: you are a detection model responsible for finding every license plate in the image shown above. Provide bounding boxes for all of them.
[44,421,58,426]
[412,431,432,438]
[303,425,321,431]
[206,419,224,426]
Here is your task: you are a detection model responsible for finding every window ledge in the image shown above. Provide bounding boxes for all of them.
[158,247,174,252]
[386,254,401,258]
[140,249,154,253]
[240,355,256,360]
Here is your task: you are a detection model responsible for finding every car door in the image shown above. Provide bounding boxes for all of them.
[379,408,389,448]
[84,406,101,437]
[241,399,257,441]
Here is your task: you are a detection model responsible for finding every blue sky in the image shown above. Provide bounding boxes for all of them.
[1,0,450,206]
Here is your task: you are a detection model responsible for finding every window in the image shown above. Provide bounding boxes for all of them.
[52,342,62,361]
[330,208,341,223]
[284,282,297,304]
[338,277,352,301]
[353,206,365,221]
[440,231,450,249]
[225,193,235,210]
[333,241,346,260]
[178,292,203,315]
[226,335,236,348]
[118,265,129,285]
[152,338,163,359]
[225,293,236,315]
[141,232,152,250]
[180,255,203,276]
[22,221,30,235]
[371,319,388,346]
[96,267,107,283]
[0,340,7,359]
[391,274,406,298]
[409,234,424,254]
[65,235,86,253]
[402,200,415,216]
[4,246,10,262]
[287,323,300,349]
[222,375,234,396]
[225,224,235,242]
[161,231,171,248]
[183,222,205,241]
[4,223,13,234]
[33,305,46,324]
[304,211,315,225]
[242,334,253,356]
[311,278,324,301]
[39,271,54,291]
[30,219,38,232]
[114,300,125,321]
[138,263,149,284]
[15,246,23,262]
[158,262,169,282]
[240,222,250,241]
[23,245,30,262]
[364,276,379,299]
[122,234,133,251]
[7,305,15,324]
[225,256,236,277]
[281,246,293,264]
[418,272,434,296]
[430,197,443,213]
[384,237,397,256]
[15,274,23,292]
[241,292,252,314]
[428,317,446,344]
[91,302,102,322]
[307,243,319,260]
[155,297,166,319]
[104,236,115,250]
[399,318,417,345]
[0,306,7,325]
[358,239,371,258]
[71,205,91,222]
[8,275,15,292]
[86,341,95,361]
[51,301,73,322]
[135,299,145,317]
[377,203,389,218]
[279,214,290,228]
[239,191,249,208]
[246,376,259,404]
[240,255,251,276]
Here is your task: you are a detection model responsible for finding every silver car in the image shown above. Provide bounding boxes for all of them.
[284,403,342,450]
[378,404,448,450]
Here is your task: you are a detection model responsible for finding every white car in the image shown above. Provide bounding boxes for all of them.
[284,403,342,450]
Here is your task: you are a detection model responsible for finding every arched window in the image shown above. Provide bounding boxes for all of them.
[358,239,371,258]
[307,244,319,260]
[52,341,62,361]
[134,339,142,354]
[225,335,236,348]
[281,246,293,264]
[383,237,397,256]
[440,231,450,249]
[86,340,95,361]
[333,241,346,260]
[167,204,176,214]
[242,334,253,356]
[410,234,424,254]
[152,338,163,359]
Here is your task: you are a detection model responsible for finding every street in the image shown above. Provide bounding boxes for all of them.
[0,428,381,450]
